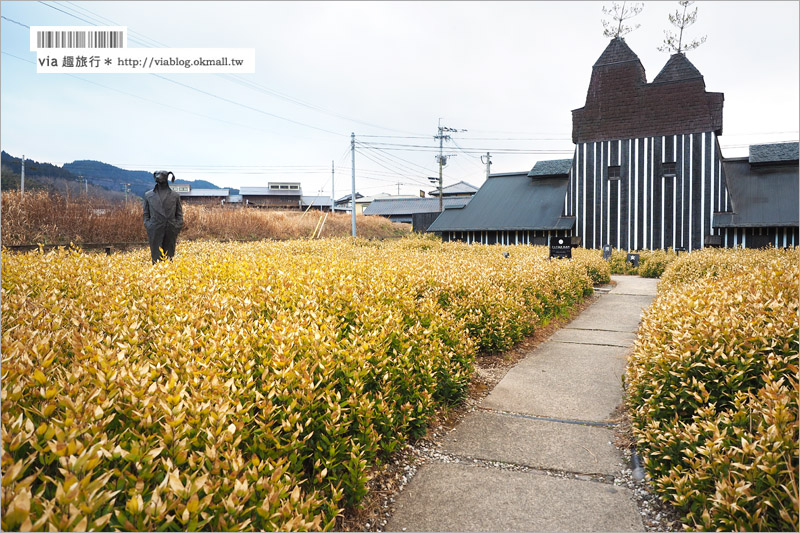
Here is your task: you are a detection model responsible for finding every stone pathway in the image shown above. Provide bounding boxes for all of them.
[386,275,659,532]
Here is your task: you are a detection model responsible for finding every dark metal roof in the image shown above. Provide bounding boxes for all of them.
[749,142,799,164]
[652,53,703,84]
[364,196,470,216]
[714,158,799,228]
[528,159,573,178]
[427,172,574,232]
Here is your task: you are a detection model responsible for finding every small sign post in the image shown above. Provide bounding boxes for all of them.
[627,253,640,268]
[549,236,572,259]
[602,244,612,261]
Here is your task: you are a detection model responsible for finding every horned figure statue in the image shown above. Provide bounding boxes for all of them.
[142,170,184,263]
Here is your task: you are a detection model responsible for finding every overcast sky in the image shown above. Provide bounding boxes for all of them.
[1,1,798,197]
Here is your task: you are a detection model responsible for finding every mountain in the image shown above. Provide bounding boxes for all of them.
[63,160,221,197]
[1,151,76,181]
[2,152,226,198]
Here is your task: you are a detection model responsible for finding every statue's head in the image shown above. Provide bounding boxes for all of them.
[153,171,175,184]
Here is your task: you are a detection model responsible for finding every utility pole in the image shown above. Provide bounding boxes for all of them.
[481,152,492,180]
[434,119,466,212]
[123,183,131,203]
[331,160,335,213]
[351,132,356,237]
[80,175,88,194]
[20,155,25,195]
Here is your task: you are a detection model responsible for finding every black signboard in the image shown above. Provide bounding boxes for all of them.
[549,236,572,259]
[627,253,640,268]
[602,244,612,261]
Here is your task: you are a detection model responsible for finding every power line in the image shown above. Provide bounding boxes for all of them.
[39,1,426,136]
[0,51,290,139]
[357,142,438,175]
[356,143,435,179]
[152,75,345,137]
[37,1,96,25]
[1,15,30,28]
[356,149,428,186]
[356,141,574,154]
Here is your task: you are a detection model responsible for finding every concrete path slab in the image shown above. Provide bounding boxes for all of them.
[441,411,622,476]
[565,294,654,333]
[610,275,659,296]
[386,462,644,532]
[483,342,630,422]
[549,327,637,347]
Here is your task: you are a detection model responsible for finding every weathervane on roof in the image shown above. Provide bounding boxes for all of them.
[601,1,643,39]
[658,0,707,54]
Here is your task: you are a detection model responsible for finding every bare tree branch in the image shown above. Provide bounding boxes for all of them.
[601,1,644,39]
[658,0,707,54]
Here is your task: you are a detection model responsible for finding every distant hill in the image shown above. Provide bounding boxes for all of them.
[1,151,76,181]
[63,160,221,197]
[2,152,228,197]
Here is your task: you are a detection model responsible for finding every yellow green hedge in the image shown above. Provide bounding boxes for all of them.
[608,248,678,278]
[626,248,798,531]
[1,238,604,531]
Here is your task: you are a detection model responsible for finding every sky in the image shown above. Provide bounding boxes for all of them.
[1,1,798,198]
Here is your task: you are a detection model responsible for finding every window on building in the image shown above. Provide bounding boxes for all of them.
[662,161,677,177]
[608,165,621,180]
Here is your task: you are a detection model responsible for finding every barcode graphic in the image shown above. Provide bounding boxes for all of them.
[36,30,125,48]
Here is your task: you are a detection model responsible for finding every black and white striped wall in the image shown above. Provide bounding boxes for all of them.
[440,230,571,245]
[566,131,727,251]
[717,227,798,249]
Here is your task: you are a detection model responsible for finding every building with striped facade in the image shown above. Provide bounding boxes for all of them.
[428,37,798,250]
[568,37,728,252]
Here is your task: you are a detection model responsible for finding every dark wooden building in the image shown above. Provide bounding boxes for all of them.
[568,37,726,251]
[177,187,231,206]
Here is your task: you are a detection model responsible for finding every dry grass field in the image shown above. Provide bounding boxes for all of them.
[1,191,410,246]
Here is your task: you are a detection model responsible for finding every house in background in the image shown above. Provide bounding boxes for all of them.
[364,196,472,230]
[428,181,479,199]
[300,195,333,212]
[240,182,302,209]
[334,192,363,213]
[176,185,232,206]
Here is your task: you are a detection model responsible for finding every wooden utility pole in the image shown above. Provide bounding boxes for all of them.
[351,132,356,237]
[481,152,492,180]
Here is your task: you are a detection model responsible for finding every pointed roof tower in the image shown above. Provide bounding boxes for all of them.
[572,38,647,143]
[593,36,643,68]
[652,53,704,84]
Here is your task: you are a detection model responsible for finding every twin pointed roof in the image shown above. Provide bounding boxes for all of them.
[593,37,704,83]
[572,38,723,143]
